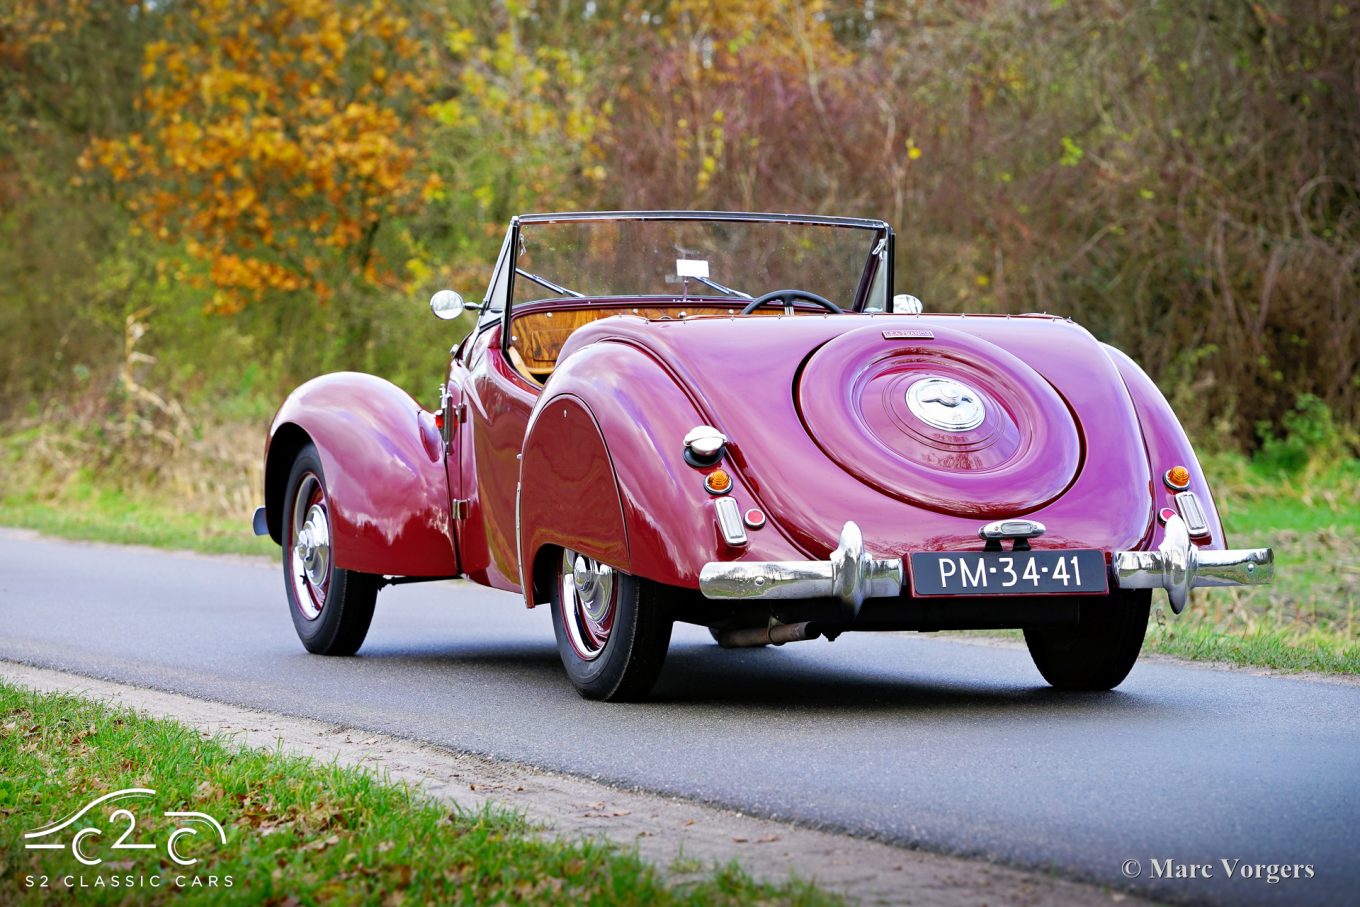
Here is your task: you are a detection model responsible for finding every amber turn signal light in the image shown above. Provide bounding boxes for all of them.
[705,469,732,495]
[1164,465,1191,491]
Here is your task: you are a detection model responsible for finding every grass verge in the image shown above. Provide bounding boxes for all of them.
[0,474,273,557]
[1142,454,1359,674]
[0,681,834,905]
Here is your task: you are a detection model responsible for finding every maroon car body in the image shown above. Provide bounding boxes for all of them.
[257,211,1273,700]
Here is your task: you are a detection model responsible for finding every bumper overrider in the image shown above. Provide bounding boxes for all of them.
[697,516,1273,616]
[1111,513,1273,613]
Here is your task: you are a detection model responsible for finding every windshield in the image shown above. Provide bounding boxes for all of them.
[510,214,888,311]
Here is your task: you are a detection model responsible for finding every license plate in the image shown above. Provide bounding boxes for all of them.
[909,549,1107,596]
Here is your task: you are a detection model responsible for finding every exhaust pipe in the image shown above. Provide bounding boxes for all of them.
[717,621,821,649]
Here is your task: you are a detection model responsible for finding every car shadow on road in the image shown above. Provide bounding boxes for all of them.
[353,638,1160,716]
[351,640,569,682]
[649,643,1157,714]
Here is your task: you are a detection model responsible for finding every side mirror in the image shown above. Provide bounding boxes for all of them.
[430,290,479,320]
[892,294,924,314]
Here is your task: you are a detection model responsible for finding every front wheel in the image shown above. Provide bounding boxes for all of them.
[282,444,378,656]
[550,549,673,701]
[1023,590,1151,691]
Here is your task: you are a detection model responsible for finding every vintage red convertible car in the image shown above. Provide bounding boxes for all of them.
[254,211,1274,700]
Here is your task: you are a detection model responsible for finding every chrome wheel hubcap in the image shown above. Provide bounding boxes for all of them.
[289,475,330,620]
[295,504,331,586]
[561,549,616,660]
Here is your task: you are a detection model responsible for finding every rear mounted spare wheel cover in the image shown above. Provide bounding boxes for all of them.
[796,324,1082,517]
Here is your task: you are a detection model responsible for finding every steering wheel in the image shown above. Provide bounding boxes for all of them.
[739,288,842,315]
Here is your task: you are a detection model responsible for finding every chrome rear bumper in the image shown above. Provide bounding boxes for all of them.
[1112,514,1273,613]
[699,514,1272,616]
[697,521,903,617]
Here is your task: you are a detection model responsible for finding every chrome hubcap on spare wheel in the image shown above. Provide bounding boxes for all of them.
[906,375,986,432]
[289,475,330,620]
[561,549,616,660]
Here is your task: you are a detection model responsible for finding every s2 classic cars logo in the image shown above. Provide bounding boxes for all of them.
[24,788,227,866]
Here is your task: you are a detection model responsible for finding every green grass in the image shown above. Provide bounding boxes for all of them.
[0,682,835,905]
[1142,454,1360,674]
[1144,620,1358,674]
[0,417,272,557]
[0,474,273,557]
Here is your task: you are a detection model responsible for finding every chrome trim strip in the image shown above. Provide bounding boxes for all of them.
[698,521,903,618]
[1175,491,1210,537]
[514,480,524,601]
[516,210,890,230]
[1113,514,1273,614]
[713,497,748,547]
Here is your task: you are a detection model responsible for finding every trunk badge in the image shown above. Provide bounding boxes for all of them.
[906,376,986,432]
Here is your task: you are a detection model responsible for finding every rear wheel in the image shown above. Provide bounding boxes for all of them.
[282,444,378,656]
[1023,590,1150,690]
[550,549,672,701]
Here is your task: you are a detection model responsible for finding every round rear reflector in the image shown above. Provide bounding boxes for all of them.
[744,508,766,528]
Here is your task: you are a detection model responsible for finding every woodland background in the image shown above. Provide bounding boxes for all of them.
[1,0,1357,518]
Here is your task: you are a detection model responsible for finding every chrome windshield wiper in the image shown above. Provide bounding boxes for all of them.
[689,274,752,300]
[515,268,584,298]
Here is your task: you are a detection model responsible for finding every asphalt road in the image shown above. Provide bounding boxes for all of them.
[1,531,1356,906]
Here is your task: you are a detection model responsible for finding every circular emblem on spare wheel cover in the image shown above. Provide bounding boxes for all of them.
[906,376,985,432]
[794,323,1081,517]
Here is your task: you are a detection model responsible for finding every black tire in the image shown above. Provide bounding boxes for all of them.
[282,444,378,656]
[1023,590,1151,691]
[550,549,673,701]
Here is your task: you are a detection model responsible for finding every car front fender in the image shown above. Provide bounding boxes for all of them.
[264,372,458,577]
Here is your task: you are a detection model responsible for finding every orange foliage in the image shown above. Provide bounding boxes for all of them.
[0,0,94,63]
[81,0,437,313]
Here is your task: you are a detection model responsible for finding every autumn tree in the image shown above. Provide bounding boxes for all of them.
[0,1,157,409]
[82,0,440,314]
[406,0,634,294]
[597,0,885,212]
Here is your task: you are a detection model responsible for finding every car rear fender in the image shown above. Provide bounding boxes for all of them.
[518,393,630,607]
[518,340,811,606]
[264,372,458,577]
[1103,344,1228,549]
